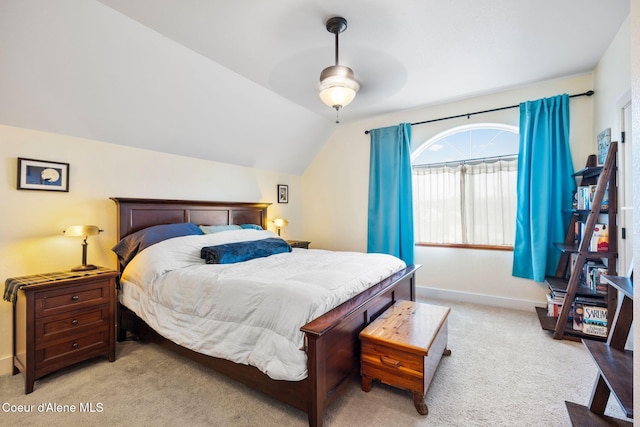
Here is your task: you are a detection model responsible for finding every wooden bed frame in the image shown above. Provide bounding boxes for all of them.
[111,197,418,427]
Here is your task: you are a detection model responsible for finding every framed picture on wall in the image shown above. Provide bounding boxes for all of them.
[277,184,288,203]
[17,158,69,192]
[596,128,611,166]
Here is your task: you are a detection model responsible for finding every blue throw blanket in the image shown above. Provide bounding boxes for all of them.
[201,238,292,264]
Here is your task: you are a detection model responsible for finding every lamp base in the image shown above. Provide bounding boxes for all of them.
[71,264,97,272]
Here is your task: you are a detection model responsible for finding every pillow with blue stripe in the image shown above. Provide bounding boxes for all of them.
[199,224,242,234]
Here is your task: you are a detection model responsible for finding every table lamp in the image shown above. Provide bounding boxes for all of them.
[64,225,103,271]
[272,218,288,236]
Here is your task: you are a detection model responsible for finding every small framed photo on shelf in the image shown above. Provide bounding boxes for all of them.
[596,128,611,166]
[17,158,69,192]
[277,184,288,204]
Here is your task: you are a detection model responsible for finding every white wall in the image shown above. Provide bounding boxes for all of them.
[629,1,640,418]
[303,74,596,311]
[594,16,631,139]
[592,14,633,353]
[0,125,303,374]
[593,16,633,278]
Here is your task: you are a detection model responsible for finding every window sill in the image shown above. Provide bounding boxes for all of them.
[415,242,513,251]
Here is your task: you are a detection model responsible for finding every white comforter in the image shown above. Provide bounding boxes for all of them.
[120,229,406,381]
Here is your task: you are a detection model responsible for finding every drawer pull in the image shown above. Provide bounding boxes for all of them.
[72,342,79,349]
[380,355,401,368]
[72,319,79,325]
[71,295,79,301]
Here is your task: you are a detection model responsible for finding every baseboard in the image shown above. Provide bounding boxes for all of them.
[416,285,544,312]
[0,354,13,376]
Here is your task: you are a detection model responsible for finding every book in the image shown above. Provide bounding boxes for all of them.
[576,186,590,210]
[582,261,608,294]
[574,295,606,307]
[583,305,608,326]
[573,305,584,331]
[546,275,604,298]
[583,323,607,337]
[600,183,609,210]
[589,183,609,211]
[573,301,608,334]
[546,293,563,317]
[590,224,609,252]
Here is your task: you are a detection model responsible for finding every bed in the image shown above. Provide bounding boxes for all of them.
[111,197,418,427]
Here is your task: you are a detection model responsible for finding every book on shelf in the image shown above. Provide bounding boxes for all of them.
[583,305,608,326]
[574,295,607,307]
[573,222,608,252]
[594,182,609,211]
[573,223,583,247]
[573,305,584,331]
[546,292,564,317]
[573,184,608,211]
[572,303,608,336]
[547,276,605,299]
[590,224,609,252]
[582,323,608,337]
[576,186,590,210]
[582,261,608,295]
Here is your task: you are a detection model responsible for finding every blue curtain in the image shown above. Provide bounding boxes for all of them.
[367,123,414,265]
[512,94,575,282]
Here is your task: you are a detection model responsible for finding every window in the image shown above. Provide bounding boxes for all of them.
[412,124,519,248]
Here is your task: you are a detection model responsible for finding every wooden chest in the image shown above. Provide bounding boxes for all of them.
[359,300,451,415]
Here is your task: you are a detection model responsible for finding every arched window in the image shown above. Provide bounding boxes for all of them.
[412,124,519,248]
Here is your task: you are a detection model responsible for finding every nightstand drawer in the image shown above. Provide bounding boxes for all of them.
[36,329,109,375]
[36,305,110,342]
[35,279,111,317]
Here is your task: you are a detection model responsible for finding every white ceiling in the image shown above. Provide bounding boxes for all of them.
[0,0,630,174]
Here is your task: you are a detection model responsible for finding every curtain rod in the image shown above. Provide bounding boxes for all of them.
[364,90,594,135]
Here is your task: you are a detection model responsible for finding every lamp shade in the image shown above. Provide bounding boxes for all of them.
[63,225,102,271]
[273,218,288,228]
[64,225,101,237]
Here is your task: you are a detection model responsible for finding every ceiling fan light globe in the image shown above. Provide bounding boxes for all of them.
[319,85,356,109]
[318,66,359,109]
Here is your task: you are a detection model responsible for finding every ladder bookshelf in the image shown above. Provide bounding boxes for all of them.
[536,142,618,341]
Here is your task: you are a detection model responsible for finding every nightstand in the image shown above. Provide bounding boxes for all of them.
[6,267,119,394]
[287,240,311,249]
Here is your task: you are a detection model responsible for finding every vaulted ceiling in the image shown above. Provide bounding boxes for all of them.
[0,0,630,174]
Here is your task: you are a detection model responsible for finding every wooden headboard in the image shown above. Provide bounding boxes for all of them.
[111,198,271,240]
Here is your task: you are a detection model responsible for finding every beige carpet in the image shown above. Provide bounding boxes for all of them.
[0,298,630,426]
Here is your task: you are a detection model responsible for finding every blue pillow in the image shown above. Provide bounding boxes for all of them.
[201,238,291,264]
[199,224,242,234]
[240,224,263,230]
[113,222,203,266]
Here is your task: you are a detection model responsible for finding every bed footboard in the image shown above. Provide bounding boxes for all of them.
[117,264,417,427]
[301,264,418,427]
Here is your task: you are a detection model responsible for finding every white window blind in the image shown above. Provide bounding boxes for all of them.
[412,159,517,245]
[412,125,518,247]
